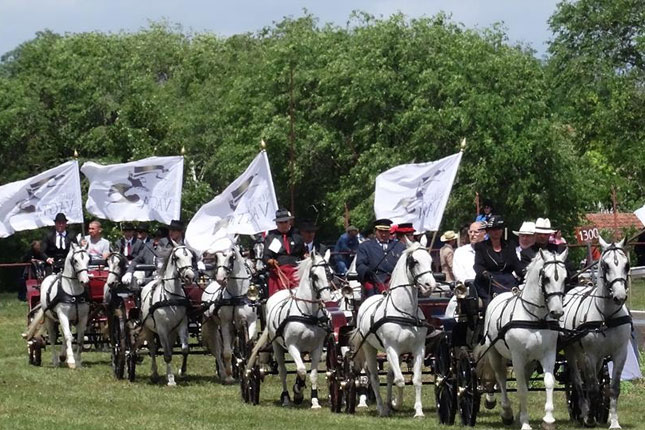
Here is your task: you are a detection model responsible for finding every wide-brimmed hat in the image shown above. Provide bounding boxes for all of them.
[513,221,536,236]
[373,218,393,231]
[396,222,415,234]
[122,222,135,231]
[299,220,319,232]
[137,223,149,232]
[440,230,458,242]
[534,217,556,234]
[54,213,68,223]
[486,215,505,230]
[274,208,294,223]
[167,219,185,231]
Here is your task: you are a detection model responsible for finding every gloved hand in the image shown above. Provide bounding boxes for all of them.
[121,272,133,285]
[197,261,206,271]
[481,271,491,281]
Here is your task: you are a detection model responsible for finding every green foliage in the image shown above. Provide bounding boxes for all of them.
[0,10,633,279]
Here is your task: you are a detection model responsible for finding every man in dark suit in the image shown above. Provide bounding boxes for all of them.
[299,219,327,256]
[115,223,141,261]
[136,223,152,246]
[41,212,77,273]
[356,218,406,296]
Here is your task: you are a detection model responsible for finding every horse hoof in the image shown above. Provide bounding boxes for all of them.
[310,398,321,409]
[414,411,424,418]
[67,362,76,369]
[485,398,497,409]
[502,415,514,426]
[280,391,291,407]
[223,377,235,385]
[541,421,556,430]
[167,381,177,387]
[583,418,596,428]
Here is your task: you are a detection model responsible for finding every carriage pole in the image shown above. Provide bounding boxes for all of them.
[73,149,86,237]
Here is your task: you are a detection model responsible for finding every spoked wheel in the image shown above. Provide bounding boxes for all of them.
[455,348,480,426]
[595,360,610,425]
[241,362,262,405]
[434,333,457,425]
[326,334,343,413]
[343,354,357,414]
[232,322,249,381]
[564,363,582,423]
[110,304,127,380]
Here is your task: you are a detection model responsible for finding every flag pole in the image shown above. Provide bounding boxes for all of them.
[73,149,86,237]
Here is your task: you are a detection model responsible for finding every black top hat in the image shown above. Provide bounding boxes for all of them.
[54,213,68,223]
[122,222,135,231]
[299,220,319,232]
[167,219,185,231]
[137,223,149,232]
[373,218,393,231]
[486,215,505,230]
[274,208,294,223]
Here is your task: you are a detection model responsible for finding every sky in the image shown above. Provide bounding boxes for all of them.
[0,0,561,58]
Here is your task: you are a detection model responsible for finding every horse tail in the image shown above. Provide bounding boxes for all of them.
[245,326,269,372]
[348,328,366,373]
[24,307,45,341]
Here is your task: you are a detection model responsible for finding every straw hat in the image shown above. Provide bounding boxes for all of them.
[513,221,536,236]
[534,217,556,234]
[440,230,458,242]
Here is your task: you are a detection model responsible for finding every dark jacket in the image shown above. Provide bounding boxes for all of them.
[355,239,405,285]
[127,241,160,275]
[474,239,522,279]
[304,241,328,256]
[41,229,77,263]
[115,237,143,261]
[263,228,305,266]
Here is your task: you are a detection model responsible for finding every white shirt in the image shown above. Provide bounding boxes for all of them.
[452,244,477,283]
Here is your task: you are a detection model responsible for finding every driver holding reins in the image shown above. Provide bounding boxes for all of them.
[263,208,306,296]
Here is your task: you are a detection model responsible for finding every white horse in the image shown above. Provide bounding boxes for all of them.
[202,245,258,383]
[25,244,91,368]
[136,245,195,386]
[476,248,568,430]
[350,242,436,418]
[561,237,631,429]
[248,251,332,408]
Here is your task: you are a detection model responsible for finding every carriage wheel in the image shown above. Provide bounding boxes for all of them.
[455,348,480,426]
[595,360,610,425]
[232,322,249,381]
[110,307,127,380]
[125,319,137,382]
[325,334,343,413]
[434,333,457,425]
[343,353,358,414]
[244,363,261,405]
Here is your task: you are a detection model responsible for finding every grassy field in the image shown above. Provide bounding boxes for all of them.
[628,279,645,310]
[1,293,645,430]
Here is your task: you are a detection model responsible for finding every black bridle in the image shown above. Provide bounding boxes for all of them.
[106,252,127,279]
[168,246,194,281]
[538,258,567,301]
[308,261,332,300]
[63,248,90,280]
[600,244,629,297]
[214,250,236,275]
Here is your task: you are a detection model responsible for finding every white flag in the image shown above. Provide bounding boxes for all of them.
[81,156,183,223]
[374,152,462,232]
[635,204,645,227]
[186,151,278,253]
[0,160,83,238]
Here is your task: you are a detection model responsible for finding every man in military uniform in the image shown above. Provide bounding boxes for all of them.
[263,209,305,296]
[356,218,406,297]
[41,212,77,273]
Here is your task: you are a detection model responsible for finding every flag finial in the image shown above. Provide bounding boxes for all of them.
[181,146,186,155]
[460,138,467,152]
[260,139,266,150]
[73,149,79,158]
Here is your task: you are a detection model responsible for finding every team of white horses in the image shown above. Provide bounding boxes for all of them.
[24,236,633,429]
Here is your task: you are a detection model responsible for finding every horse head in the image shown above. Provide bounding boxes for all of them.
[214,248,235,283]
[537,248,568,319]
[68,243,90,287]
[300,249,332,302]
[170,245,195,284]
[598,236,629,305]
[105,252,127,289]
[404,241,436,294]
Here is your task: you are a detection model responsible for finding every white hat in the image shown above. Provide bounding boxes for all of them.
[534,217,556,234]
[513,221,536,236]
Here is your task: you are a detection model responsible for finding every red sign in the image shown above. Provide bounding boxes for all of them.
[574,226,600,244]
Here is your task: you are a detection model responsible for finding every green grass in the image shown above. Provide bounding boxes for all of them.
[628,279,645,311]
[1,293,645,429]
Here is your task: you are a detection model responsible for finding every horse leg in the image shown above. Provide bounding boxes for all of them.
[539,349,557,429]
[489,348,513,425]
[178,318,189,378]
[159,332,177,387]
[46,318,59,367]
[273,343,290,406]
[364,343,387,417]
[287,343,307,404]
[386,368,394,411]
[583,355,600,427]
[148,335,159,382]
[411,343,425,418]
[608,346,628,430]
[511,353,531,430]
[221,316,235,384]
[74,305,89,368]
[308,344,323,409]
[56,309,76,369]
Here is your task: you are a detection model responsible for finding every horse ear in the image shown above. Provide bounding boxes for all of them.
[419,235,428,248]
[311,248,318,259]
[598,235,609,250]
[323,248,331,264]
[558,246,568,261]
[404,236,413,248]
[617,237,626,248]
